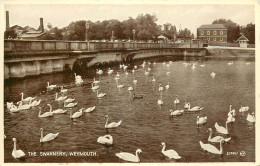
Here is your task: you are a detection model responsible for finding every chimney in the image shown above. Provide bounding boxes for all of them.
[40,17,44,32]
[6,11,10,30]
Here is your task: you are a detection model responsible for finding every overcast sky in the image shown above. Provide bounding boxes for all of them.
[5,4,255,35]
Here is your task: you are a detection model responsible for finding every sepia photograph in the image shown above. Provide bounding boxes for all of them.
[2,0,258,164]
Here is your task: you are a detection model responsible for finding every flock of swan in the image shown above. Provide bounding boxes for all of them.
[6,59,254,162]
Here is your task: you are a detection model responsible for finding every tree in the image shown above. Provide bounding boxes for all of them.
[4,29,17,39]
[63,20,87,40]
[242,23,255,44]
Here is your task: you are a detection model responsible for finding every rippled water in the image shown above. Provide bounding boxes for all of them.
[4,56,255,163]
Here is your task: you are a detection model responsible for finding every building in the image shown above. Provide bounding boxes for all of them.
[18,18,45,40]
[197,24,227,43]
[237,34,249,48]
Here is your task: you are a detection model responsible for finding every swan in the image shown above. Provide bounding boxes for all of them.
[228,105,236,117]
[47,82,56,89]
[74,73,82,79]
[7,102,14,110]
[239,106,249,112]
[208,128,231,143]
[12,138,26,159]
[187,103,203,112]
[84,106,95,113]
[133,79,137,84]
[199,139,224,155]
[64,101,78,108]
[9,104,19,113]
[70,108,84,119]
[75,78,83,85]
[215,121,229,135]
[246,62,250,65]
[40,128,59,143]
[65,98,75,103]
[128,85,133,91]
[147,67,151,71]
[144,70,149,75]
[191,64,196,69]
[123,65,128,70]
[97,90,106,98]
[108,68,113,74]
[174,96,180,104]
[134,65,137,69]
[53,108,68,114]
[184,102,190,109]
[165,82,170,89]
[97,135,113,145]
[38,105,53,118]
[163,61,166,65]
[132,69,135,73]
[200,63,205,67]
[93,78,100,84]
[227,61,233,65]
[116,82,124,88]
[119,64,123,68]
[227,114,235,123]
[17,99,32,110]
[55,93,67,101]
[60,86,68,93]
[152,77,156,82]
[153,61,156,65]
[148,61,151,65]
[115,149,142,162]
[115,77,120,81]
[91,83,99,90]
[197,116,207,126]
[210,72,216,78]
[161,142,181,159]
[169,109,184,116]
[166,64,170,67]
[96,69,103,75]
[125,71,129,75]
[116,72,120,77]
[104,115,122,128]
[247,112,255,123]
[159,84,163,91]
[158,99,163,105]
[30,99,41,107]
[20,92,35,102]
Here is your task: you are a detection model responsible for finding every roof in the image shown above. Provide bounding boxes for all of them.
[26,31,43,34]
[19,32,45,38]
[158,35,167,39]
[198,24,226,29]
[237,35,249,41]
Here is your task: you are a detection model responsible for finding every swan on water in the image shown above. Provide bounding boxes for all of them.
[152,77,156,82]
[17,99,32,110]
[74,73,82,80]
[91,83,99,90]
[246,62,250,65]
[97,90,106,98]
[40,128,59,143]
[134,65,137,69]
[55,93,68,101]
[70,108,84,119]
[115,149,142,162]
[247,112,255,123]
[199,139,224,155]
[132,69,135,73]
[158,99,163,105]
[9,104,19,113]
[210,72,216,78]
[75,78,83,85]
[147,67,151,71]
[197,116,207,127]
[96,69,103,75]
[165,82,170,89]
[93,78,100,84]
[186,103,203,112]
[200,63,205,67]
[125,71,129,75]
[123,65,128,70]
[227,114,235,123]
[20,92,35,102]
[191,64,196,69]
[108,68,113,74]
[133,79,137,84]
[117,82,124,88]
[7,102,14,110]
[104,115,122,128]
[60,86,68,93]
[174,96,180,104]
[38,105,53,118]
[12,138,26,159]
[30,99,41,107]
[115,76,120,80]
[47,82,57,90]
[239,106,249,112]
[65,98,75,103]
[184,102,190,109]
[207,128,231,143]
[84,106,96,113]
[153,61,156,65]
[215,121,229,135]
[97,135,113,145]
[227,61,233,65]
[161,142,181,160]
[116,72,120,77]
[228,105,236,117]
[158,84,163,91]
[128,85,133,91]
[144,70,149,75]
[169,109,184,116]
[64,101,78,108]
[53,108,68,114]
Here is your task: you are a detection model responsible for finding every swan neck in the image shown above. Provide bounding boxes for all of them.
[21,93,24,100]
[55,93,58,100]
[161,144,166,152]
[225,122,228,131]
[13,140,16,151]
[135,150,140,161]
[38,109,41,116]
[105,117,108,127]
[208,130,212,140]
[220,141,223,154]
[40,130,43,141]
[49,105,52,112]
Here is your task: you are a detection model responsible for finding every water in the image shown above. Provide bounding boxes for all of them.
[4,56,255,163]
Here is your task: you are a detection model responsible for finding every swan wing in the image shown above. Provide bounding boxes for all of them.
[53,109,63,114]
[42,133,59,142]
[107,120,122,128]
[200,141,220,154]
[72,111,82,118]
[163,150,181,159]
[115,152,139,162]
[12,149,26,158]
[209,136,224,143]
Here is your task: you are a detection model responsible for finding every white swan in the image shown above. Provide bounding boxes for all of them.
[227,61,233,65]
[9,104,19,113]
[153,61,156,65]
[12,138,26,159]
[128,85,133,91]
[115,76,120,80]
[53,108,67,114]
[174,96,180,104]
[65,98,75,103]
[191,64,196,69]
[97,90,106,98]
[184,102,190,109]
[70,108,84,119]
[115,149,142,162]
[116,72,120,77]
[84,106,95,113]
[199,139,224,155]
[30,99,41,107]
[132,69,135,73]
[47,82,56,89]
[7,102,14,110]
[133,79,137,84]
[123,65,128,70]
[227,114,235,123]
[210,72,216,78]
[187,103,203,112]
[147,67,151,71]
[108,68,113,74]
[161,142,181,159]
[239,106,249,112]
[158,99,163,105]
[228,105,236,117]
[91,83,99,90]
[64,101,78,108]
[165,82,170,89]
[97,135,113,145]
[75,77,83,85]
[55,92,67,101]
[208,128,231,143]
[104,115,122,128]
[159,84,163,91]
[215,121,229,135]
[200,63,205,67]
[246,62,250,65]
[144,70,149,75]
[60,86,68,93]
[117,82,124,88]
[197,116,207,126]
[247,112,255,123]
[134,65,137,69]
[17,99,32,110]
[152,77,156,82]
[93,78,100,84]
[125,71,129,75]
[40,128,59,143]
[74,73,82,79]
[96,69,103,75]
[169,109,184,116]
[38,105,53,118]
[20,92,35,102]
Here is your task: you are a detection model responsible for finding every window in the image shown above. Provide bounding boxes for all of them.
[207,31,210,35]
[220,37,223,41]
[220,30,223,35]
[214,31,217,35]
[214,37,216,41]
[208,37,210,41]
[201,30,204,35]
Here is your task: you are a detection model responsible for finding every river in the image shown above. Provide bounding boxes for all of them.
[4,56,255,163]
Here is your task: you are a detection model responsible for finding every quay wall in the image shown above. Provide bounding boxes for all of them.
[206,47,255,57]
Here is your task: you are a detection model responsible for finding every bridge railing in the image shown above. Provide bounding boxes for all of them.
[4,39,188,53]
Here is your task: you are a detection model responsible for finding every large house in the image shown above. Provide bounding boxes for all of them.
[197,24,227,43]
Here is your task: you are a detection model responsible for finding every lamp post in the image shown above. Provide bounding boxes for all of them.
[132,29,136,48]
[85,22,90,50]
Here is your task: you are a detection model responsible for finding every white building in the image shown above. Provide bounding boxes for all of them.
[237,34,249,48]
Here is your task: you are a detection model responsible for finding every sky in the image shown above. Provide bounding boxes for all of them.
[4,4,255,36]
